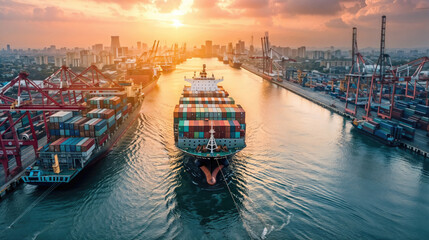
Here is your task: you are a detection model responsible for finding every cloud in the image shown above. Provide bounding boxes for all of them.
[88,0,150,9]
[155,0,183,13]
[325,18,348,28]
[33,6,65,21]
[275,0,343,16]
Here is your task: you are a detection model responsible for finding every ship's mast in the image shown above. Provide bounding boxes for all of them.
[206,124,217,154]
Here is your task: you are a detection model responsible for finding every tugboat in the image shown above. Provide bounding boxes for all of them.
[173,65,246,185]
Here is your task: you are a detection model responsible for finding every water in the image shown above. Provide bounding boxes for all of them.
[1,58,429,239]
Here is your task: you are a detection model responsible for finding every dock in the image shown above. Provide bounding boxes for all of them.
[242,63,429,158]
[0,136,47,200]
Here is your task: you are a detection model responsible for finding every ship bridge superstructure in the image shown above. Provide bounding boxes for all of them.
[185,64,223,92]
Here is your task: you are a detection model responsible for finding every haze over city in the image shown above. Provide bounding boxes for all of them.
[1,0,429,49]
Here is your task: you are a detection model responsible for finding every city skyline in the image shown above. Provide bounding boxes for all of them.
[1,0,429,49]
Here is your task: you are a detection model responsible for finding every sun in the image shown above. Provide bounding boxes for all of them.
[172,19,184,28]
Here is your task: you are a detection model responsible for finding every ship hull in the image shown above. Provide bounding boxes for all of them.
[23,99,144,186]
[161,65,176,72]
[229,62,242,69]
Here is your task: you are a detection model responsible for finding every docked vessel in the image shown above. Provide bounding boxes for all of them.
[23,80,145,185]
[222,55,229,64]
[351,118,401,146]
[160,53,176,72]
[126,64,160,93]
[173,65,246,185]
[160,62,176,72]
[229,56,242,69]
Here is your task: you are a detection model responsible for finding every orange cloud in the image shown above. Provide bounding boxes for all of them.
[0,0,428,49]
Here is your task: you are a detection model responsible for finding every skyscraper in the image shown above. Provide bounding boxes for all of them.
[110,36,120,58]
[137,41,142,50]
[227,43,233,54]
[205,40,212,57]
[7,44,11,52]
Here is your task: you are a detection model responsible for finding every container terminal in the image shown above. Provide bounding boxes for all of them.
[238,16,429,158]
[0,42,168,197]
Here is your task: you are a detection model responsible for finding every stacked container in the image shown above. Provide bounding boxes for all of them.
[80,118,108,137]
[48,137,95,154]
[179,97,235,104]
[178,120,244,139]
[173,104,246,124]
[87,109,116,128]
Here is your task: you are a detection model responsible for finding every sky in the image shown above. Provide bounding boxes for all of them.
[0,0,428,50]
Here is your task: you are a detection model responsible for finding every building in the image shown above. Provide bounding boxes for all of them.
[110,36,121,58]
[227,43,233,54]
[100,51,113,65]
[324,50,332,60]
[35,56,48,65]
[220,46,226,54]
[80,50,93,67]
[7,44,10,52]
[92,44,103,54]
[205,40,212,57]
[48,45,56,53]
[137,41,142,50]
[291,49,298,58]
[298,46,306,58]
[320,60,352,68]
[238,40,245,54]
[54,57,66,67]
[66,52,80,67]
[213,45,220,56]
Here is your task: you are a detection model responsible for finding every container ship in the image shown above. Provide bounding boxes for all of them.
[352,118,402,146]
[173,65,246,185]
[126,64,159,93]
[160,62,176,72]
[229,56,242,69]
[22,81,145,185]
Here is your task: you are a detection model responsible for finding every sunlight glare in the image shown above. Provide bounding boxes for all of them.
[172,19,184,28]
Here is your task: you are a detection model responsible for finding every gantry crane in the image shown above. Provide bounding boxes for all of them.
[365,16,398,120]
[261,34,296,82]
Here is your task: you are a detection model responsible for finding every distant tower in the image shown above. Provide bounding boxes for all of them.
[110,36,120,57]
[7,44,11,52]
[137,41,142,50]
[205,40,212,57]
[250,35,254,57]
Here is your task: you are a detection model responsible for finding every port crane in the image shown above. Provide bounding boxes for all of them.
[365,16,398,120]
[392,57,429,101]
[136,40,160,66]
[344,27,372,116]
[261,34,296,82]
